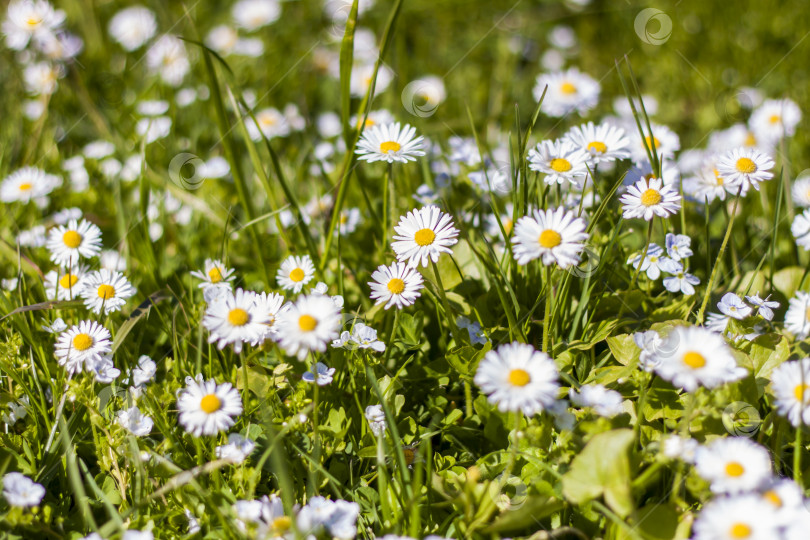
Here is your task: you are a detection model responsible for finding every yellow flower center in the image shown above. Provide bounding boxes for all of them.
[414,228,436,246]
[729,523,751,539]
[713,169,724,186]
[228,308,250,326]
[794,383,810,402]
[549,158,572,172]
[200,394,221,413]
[72,333,93,351]
[769,114,781,124]
[289,268,305,282]
[805,306,810,322]
[259,113,277,126]
[538,229,562,248]
[744,132,757,147]
[507,368,531,387]
[387,278,405,294]
[725,461,745,477]
[560,82,577,94]
[645,136,661,149]
[587,141,607,154]
[18,182,32,191]
[271,516,292,533]
[379,141,401,153]
[503,219,514,235]
[640,188,662,207]
[298,314,318,332]
[97,284,116,300]
[208,267,223,283]
[735,157,757,174]
[62,230,82,249]
[764,490,782,507]
[26,17,42,27]
[59,274,79,289]
[683,351,706,369]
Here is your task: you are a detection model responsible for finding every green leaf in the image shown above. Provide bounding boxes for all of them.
[562,429,636,517]
[773,266,806,299]
[607,334,640,366]
[634,503,679,540]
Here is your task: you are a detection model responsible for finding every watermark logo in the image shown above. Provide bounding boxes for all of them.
[723,401,761,437]
[401,78,444,118]
[634,8,672,45]
[566,244,601,278]
[490,472,528,511]
[169,153,206,190]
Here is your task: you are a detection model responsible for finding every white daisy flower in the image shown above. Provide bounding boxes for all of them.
[46,219,103,267]
[177,376,243,437]
[474,342,559,416]
[80,269,137,315]
[215,433,256,464]
[337,207,362,235]
[251,292,287,343]
[23,61,63,96]
[3,0,65,51]
[527,139,589,186]
[784,291,810,339]
[628,124,680,165]
[364,404,387,435]
[276,294,342,360]
[54,320,112,374]
[760,478,805,526]
[41,317,67,334]
[568,384,623,417]
[533,68,600,117]
[349,323,386,352]
[349,63,393,98]
[744,293,779,321]
[355,122,425,164]
[276,255,315,293]
[563,122,630,165]
[511,206,589,268]
[391,206,459,268]
[108,6,157,51]
[791,176,810,208]
[771,358,810,427]
[749,98,802,144]
[135,116,171,143]
[715,147,774,192]
[368,261,424,310]
[116,406,153,437]
[626,244,679,280]
[0,166,61,203]
[246,107,290,141]
[203,288,270,354]
[619,177,681,221]
[652,326,746,391]
[232,0,281,31]
[190,259,236,291]
[684,165,730,203]
[661,434,698,463]
[717,292,753,320]
[665,233,693,261]
[2,472,45,508]
[692,493,780,540]
[146,35,190,87]
[43,264,88,301]
[792,209,810,251]
[694,437,773,494]
[302,362,335,386]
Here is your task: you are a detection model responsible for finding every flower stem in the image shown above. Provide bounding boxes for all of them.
[696,184,744,325]
[542,266,553,353]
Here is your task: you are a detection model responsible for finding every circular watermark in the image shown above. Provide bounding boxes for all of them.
[722,401,761,437]
[634,8,672,46]
[401,79,444,118]
[326,2,354,41]
[714,89,757,123]
[490,472,528,511]
[566,244,602,278]
[169,153,206,190]
[97,72,125,108]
